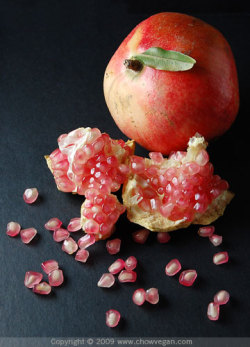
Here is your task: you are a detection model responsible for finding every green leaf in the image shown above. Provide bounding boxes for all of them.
[132,47,196,71]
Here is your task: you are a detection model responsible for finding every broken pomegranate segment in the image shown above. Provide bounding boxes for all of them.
[53,228,70,242]
[41,260,59,274]
[179,270,197,286]
[33,282,51,295]
[23,188,39,204]
[214,290,230,305]
[67,218,82,232]
[132,288,146,306]
[48,269,64,287]
[118,270,137,283]
[24,271,43,288]
[132,229,150,244]
[213,251,229,265]
[207,302,220,321]
[124,256,137,271]
[62,237,78,254]
[44,218,62,231]
[145,288,159,304]
[78,234,96,249]
[198,226,215,237]
[20,228,37,244]
[209,234,223,246]
[165,259,182,276]
[97,273,115,288]
[108,259,125,274]
[75,249,89,263]
[157,232,171,243]
[6,221,21,237]
[106,238,121,255]
[106,309,121,328]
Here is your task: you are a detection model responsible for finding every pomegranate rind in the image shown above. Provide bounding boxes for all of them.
[122,134,234,232]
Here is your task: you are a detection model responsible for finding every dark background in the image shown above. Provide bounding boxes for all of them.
[0,0,249,338]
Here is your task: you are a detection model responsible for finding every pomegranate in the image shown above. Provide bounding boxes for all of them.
[103,12,239,154]
[122,134,234,232]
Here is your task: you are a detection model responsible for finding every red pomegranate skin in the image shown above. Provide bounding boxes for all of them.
[103,13,239,154]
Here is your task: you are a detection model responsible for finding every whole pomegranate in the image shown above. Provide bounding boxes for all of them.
[103,12,239,154]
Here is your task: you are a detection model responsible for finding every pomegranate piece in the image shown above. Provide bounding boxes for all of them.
[41,260,59,274]
[165,259,182,276]
[23,188,39,204]
[106,238,121,255]
[78,234,96,249]
[33,282,52,295]
[62,237,78,254]
[179,270,197,286]
[132,229,150,244]
[97,273,115,288]
[214,290,230,305]
[118,270,137,283]
[213,251,229,265]
[132,288,146,306]
[106,309,121,328]
[108,259,125,274]
[53,228,70,242]
[124,256,137,271]
[44,218,62,231]
[207,302,220,321]
[20,228,37,244]
[145,288,159,304]
[198,226,215,237]
[24,271,43,288]
[6,221,21,237]
[209,234,223,246]
[75,249,89,263]
[48,269,64,287]
[157,232,171,243]
[67,218,82,232]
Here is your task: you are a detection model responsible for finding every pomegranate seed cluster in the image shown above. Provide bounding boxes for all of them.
[207,290,230,321]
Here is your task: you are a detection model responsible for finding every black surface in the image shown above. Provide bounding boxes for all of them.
[0,0,250,338]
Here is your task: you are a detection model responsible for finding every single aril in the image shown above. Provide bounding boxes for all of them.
[108,259,125,274]
[106,238,121,255]
[53,228,70,242]
[106,309,121,328]
[33,282,51,295]
[20,228,37,244]
[198,226,215,237]
[75,249,89,263]
[125,256,137,271]
[157,232,171,243]
[145,288,159,304]
[67,218,82,232]
[41,260,59,274]
[165,259,182,276]
[118,270,137,283]
[179,270,197,286]
[24,271,43,288]
[214,290,230,305]
[132,229,150,244]
[213,251,229,265]
[97,273,115,288]
[207,302,220,321]
[6,221,21,237]
[44,218,62,231]
[209,234,222,246]
[132,288,146,306]
[23,188,39,204]
[62,237,78,254]
[48,269,64,287]
[78,234,96,249]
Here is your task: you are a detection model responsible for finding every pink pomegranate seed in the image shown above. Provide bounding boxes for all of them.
[106,309,121,328]
[132,229,150,244]
[23,188,39,204]
[108,259,125,274]
[41,260,59,274]
[106,238,121,255]
[6,221,21,237]
[97,273,115,288]
[145,288,159,304]
[24,271,43,288]
[33,282,51,295]
[214,290,230,305]
[67,218,82,232]
[44,218,62,231]
[149,152,164,164]
[165,259,182,276]
[213,251,229,265]
[125,256,137,271]
[118,270,137,283]
[198,226,215,237]
[207,302,220,321]
[84,219,100,234]
[62,237,78,254]
[209,234,223,246]
[75,249,89,263]
[179,270,197,286]
[132,288,146,306]
[53,228,70,242]
[157,232,171,243]
[48,269,64,287]
[78,234,96,249]
[195,149,209,166]
[20,228,37,244]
